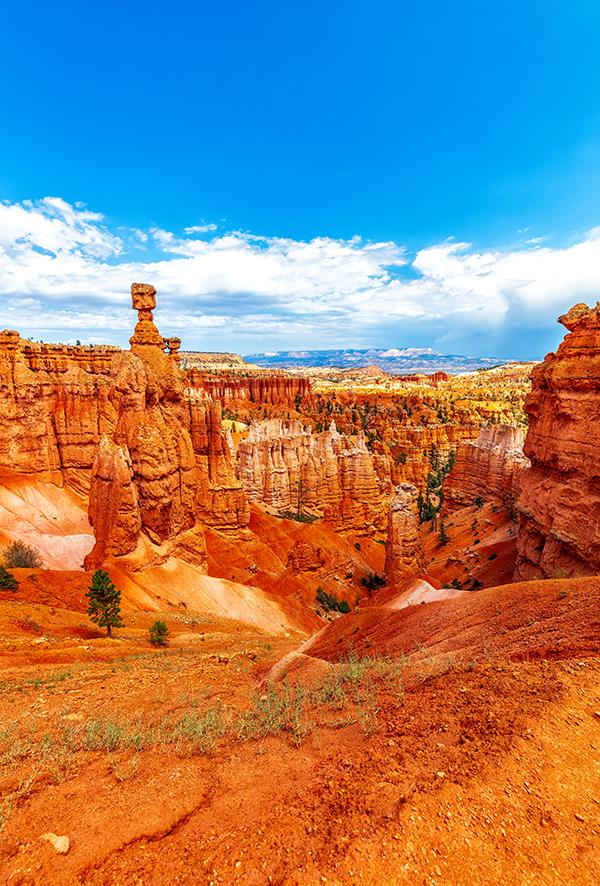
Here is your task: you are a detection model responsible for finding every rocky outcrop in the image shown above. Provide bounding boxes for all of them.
[286,541,326,573]
[85,285,248,568]
[187,371,313,408]
[236,418,390,534]
[87,437,142,563]
[444,425,529,511]
[0,331,118,493]
[515,302,600,579]
[384,483,422,584]
[188,390,250,530]
[394,372,449,386]
[0,284,249,571]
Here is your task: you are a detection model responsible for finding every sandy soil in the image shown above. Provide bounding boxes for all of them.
[421,501,518,589]
[0,573,598,884]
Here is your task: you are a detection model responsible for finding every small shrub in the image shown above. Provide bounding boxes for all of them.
[0,566,18,591]
[3,541,42,569]
[474,496,484,509]
[149,620,169,646]
[316,586,351,614]
[354,542,361,551]
[438,519,449,546]
[360,573,386,594]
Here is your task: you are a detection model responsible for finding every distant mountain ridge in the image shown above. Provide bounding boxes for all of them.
[243,348,507,375]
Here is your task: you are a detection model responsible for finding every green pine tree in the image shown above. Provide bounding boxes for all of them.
[439,519,449,546]
[86,569,123,637]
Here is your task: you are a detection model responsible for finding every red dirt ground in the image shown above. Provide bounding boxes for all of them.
[421,501,518,589]
[304,575,600,665]
[0,573,599,884]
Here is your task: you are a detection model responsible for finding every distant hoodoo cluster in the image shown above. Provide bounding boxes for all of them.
[0,283,598,591]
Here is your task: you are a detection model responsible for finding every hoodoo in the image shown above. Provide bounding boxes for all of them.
[444,424,529,511]
[515,302,600,579]
[235,418,390,533]
[85,283,249,568]
[384,482,422,584]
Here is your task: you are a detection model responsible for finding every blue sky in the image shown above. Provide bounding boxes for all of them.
[1,1,600,358]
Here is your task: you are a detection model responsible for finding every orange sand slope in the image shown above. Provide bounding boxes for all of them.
[0,475,93,569]
[0,568,598,885]
[301,574,600,665]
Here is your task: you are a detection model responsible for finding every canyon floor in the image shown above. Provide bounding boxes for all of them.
[1,574,599,885]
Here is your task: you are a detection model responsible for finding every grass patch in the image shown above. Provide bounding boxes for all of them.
[236,683,312,747]
[0,649,419,806]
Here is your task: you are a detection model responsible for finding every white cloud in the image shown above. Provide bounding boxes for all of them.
[0,196,598,356]
[183,223,218,234]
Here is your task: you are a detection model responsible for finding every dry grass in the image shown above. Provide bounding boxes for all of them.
[0,650,420,829]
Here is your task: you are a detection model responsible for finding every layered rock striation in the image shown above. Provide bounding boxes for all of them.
[384,483,422,584]
[444,425,529,512]
[0,284,249,571]
[515,302,600,579]
[187,371,313,408]
[236,418,390,534]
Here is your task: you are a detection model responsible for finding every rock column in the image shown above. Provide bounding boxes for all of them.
[384,482,422,584]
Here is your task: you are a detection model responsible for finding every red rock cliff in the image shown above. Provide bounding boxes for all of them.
[235,418,390,534]
[515,302,600,579]
[444,424,529,511]
[187,370,313,408]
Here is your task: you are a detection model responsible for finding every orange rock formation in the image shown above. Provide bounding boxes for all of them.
[515,302,600,579]
[0,285,249,572]
[187,371,313,407]
[85,284,248,567]
[444,424,529,511]
[235,418,390,534]
[384,483,422,584]
[0,330,117,492]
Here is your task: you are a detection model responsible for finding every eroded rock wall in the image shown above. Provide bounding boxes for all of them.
[444,425,529,511]
[515,303,600,579]
[0,331,117,492]
[187,371,313,407]
[236,418,390,534]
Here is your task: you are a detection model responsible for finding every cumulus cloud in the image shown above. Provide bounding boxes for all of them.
[0,196,598,357]
[183,223,218,234]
